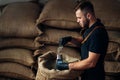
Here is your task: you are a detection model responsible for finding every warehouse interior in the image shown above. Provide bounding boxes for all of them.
[0,0,120,80]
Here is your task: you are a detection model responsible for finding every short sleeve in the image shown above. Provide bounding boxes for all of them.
[89,28,108,54]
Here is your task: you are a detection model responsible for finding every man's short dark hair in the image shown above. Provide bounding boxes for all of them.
[74,0,95,15]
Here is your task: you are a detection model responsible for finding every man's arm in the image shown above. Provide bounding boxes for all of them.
[59,36,83,47]
[69,51,100,70]
[69,36,83,47]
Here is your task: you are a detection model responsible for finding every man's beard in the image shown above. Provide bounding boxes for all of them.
[83,18,89,29]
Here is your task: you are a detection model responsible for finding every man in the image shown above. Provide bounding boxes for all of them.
[57,1,109,80]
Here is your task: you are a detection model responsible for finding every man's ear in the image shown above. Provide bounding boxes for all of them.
[86,13,91,20]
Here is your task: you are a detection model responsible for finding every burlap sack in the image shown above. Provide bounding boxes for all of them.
[36,0,80,29]
[118,51,120,62]
[0,38,43,50]
[38,0,49,5]
[36,51,81,80]
[105,41,120,61]
[107,41,120,54]
[91,0,120,31]
[105,75,118,80]
[0,62,35,80]
[0,48,34,66]
[0,7,1,16]
[0,76,14,80]
[107,31,120,44]
[0,0,36,6]
[0,2,42,38]
[104,61,120,76]
[35,28,80,47]
[34,45,81,61]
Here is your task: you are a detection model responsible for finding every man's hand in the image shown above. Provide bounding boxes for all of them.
[56,59,69,70]
[56,62,69,70]
[59,36,72,46]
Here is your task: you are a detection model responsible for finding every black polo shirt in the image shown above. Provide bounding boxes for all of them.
[80,20,109,80]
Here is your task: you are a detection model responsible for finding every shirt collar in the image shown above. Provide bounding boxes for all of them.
[89,19,104,30]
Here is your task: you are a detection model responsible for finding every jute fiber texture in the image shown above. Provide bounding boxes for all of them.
[34,45,81,62]
[0,62,35,80]
[105,41,120,61]
[0,2,42,38]
[107,31,120,44]
[105,61,120,75]
[0,0,36,6]
[91,0,120,31]
[35,28,80,47]
[0,48,35,66]
[36,0,80,29]
[36,51,81,80]
[0,38,42,50]
[0,7,1,16]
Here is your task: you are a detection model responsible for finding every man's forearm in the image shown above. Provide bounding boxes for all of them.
[70,37,83,47]
[69,52,100,70]
[68,59,92,70]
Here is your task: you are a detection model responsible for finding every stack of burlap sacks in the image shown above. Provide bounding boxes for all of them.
[34,0,82,80]
[0,0,120,80]
[0,0,43,80]
[34,0,120,80]
[91,0,120,80]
